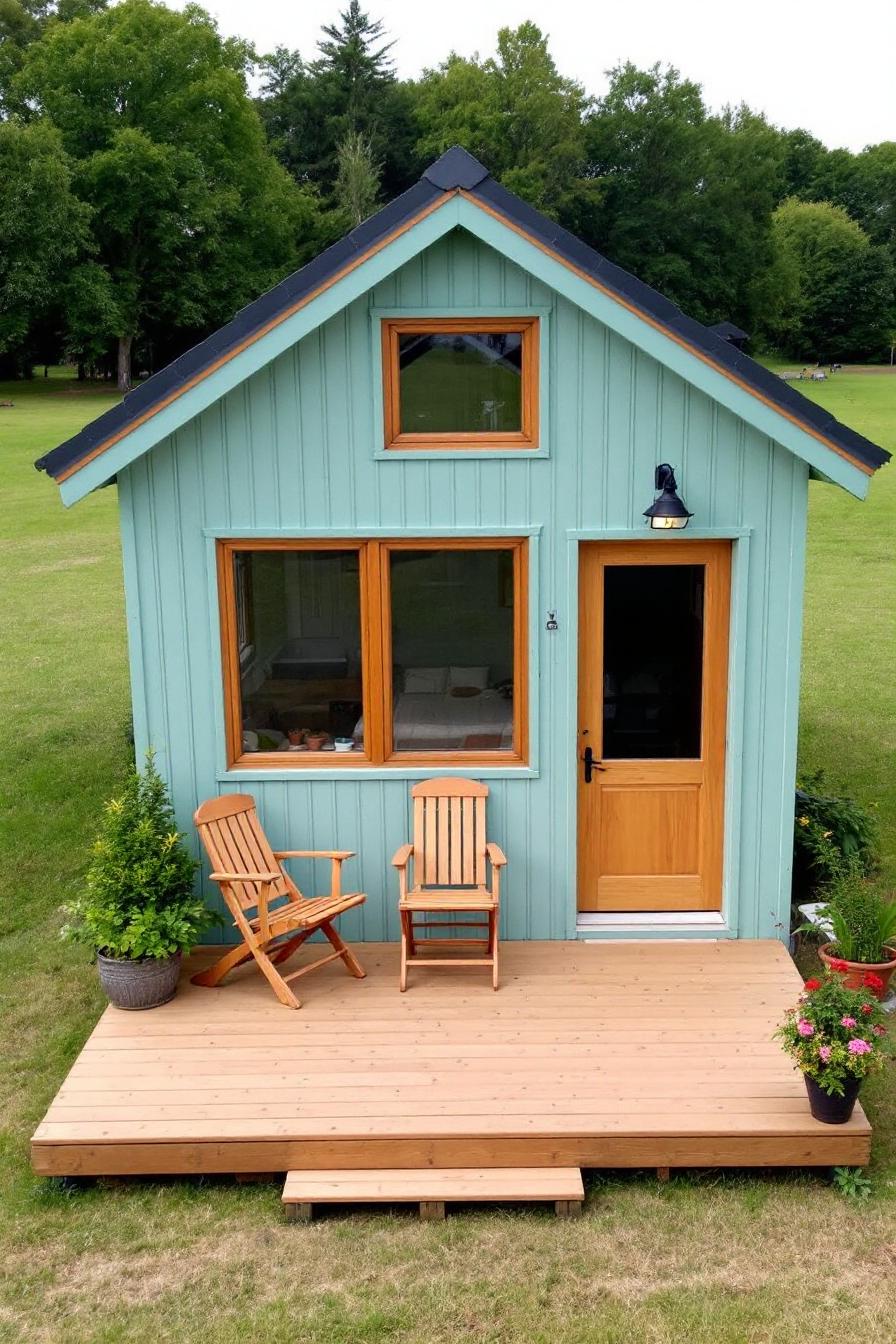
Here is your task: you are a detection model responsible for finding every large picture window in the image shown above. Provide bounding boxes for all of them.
[381,318,539,450]
[218,538,528,767]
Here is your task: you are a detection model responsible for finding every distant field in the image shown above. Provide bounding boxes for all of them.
[764,364,896,879]
[0,366,893,1343]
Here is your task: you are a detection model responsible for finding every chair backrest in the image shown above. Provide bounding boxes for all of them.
[194,794,294,912]
[410,777,489,889]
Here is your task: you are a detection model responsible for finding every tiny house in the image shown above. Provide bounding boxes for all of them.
[37,147,890,948]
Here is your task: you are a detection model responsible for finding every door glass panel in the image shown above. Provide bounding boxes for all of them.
[602,564,704,759]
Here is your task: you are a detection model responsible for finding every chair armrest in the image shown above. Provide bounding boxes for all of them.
[273,849,354,861]
[391,843,414,869]
[209,870,281,883]
[485,843,507,868]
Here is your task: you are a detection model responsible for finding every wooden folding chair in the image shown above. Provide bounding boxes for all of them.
[191,794,366,1009]
[392,778,507,991]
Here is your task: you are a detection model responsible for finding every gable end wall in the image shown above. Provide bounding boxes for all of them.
[118,231,808,942]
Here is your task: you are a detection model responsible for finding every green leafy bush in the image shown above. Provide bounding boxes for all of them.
[61,752,218,960]
[793,770,878,900]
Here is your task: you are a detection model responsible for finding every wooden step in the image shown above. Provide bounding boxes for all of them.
[282,1166,585,1221]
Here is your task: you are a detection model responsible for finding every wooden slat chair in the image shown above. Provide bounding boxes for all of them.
[192,794,366,1009]
[392,778,507,991]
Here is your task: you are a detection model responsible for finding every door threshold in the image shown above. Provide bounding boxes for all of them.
[577,910,728,939]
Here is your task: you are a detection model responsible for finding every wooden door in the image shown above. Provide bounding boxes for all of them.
[576,541,731,913]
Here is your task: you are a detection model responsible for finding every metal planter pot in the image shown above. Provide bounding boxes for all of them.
[96,951,182,1010]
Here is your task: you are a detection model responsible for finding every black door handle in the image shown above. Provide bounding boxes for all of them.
[582,746,606,782]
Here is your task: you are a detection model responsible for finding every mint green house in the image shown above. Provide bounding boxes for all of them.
[37,148,890,947]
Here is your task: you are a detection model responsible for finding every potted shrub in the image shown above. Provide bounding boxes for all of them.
[62,752,219,1010]
[775,969,889,1123]
[811,847,896,1000]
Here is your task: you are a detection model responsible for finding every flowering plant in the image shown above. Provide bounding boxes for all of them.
[774,969,889,1096]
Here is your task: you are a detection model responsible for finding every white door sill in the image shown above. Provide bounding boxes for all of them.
[576,910,728,938]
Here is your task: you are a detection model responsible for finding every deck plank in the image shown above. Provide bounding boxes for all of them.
[31,941,872,1175]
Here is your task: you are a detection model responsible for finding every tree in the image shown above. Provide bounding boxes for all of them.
[412,23,590,216]
[767,199,895,361]
[0,119,90,373]
[583,65,786,328]
[316,0,395,116]
[15,0,321,389]
[0,0,107,111]
[258,2,419,203]
[334,129,381,226]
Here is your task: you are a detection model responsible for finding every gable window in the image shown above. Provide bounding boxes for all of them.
[381,317,539,449]
[218,538,528,767]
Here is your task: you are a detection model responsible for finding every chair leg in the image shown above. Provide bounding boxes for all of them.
[251,945,302,1009]
[320,920,366,979]
[491,910,499,991]
[190,941,254,989]
[399,910,409,992]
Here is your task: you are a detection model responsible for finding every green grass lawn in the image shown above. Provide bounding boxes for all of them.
[793,371,896,880]
[0,368,894,1343]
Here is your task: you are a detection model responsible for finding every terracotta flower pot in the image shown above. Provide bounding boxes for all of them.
[804,1073,861,1124]
[818,942,896,1000]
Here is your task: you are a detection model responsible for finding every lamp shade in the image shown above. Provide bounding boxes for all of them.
[644,464,693,530]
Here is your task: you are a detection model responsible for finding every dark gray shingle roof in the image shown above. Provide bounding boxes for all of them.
[36,146,890,481]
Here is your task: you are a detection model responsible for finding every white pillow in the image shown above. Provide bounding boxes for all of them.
[449,665,489,690]
[404,666,449,693]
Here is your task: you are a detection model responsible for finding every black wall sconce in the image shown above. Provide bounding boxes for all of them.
[643,463,693,530]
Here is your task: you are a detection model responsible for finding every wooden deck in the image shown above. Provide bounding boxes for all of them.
[32,940,871,1177]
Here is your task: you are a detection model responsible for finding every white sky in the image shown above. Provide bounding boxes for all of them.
[169,0,895,152]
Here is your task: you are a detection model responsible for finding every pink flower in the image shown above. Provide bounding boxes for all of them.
[840,1016,857,1028]
[873,1025,886,1037]
[848,1038,872,1055]
[797,1020,814,1037]
[818,1045,832,1063]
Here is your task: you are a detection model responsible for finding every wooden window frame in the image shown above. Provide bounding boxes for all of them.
[381,317,540,450]
[218,537,529,770]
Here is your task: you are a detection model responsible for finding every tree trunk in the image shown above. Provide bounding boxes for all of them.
[117,335,133,393]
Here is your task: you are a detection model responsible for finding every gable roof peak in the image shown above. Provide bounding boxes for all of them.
[422,146,490,191]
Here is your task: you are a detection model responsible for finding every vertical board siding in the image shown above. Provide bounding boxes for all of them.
[120,231,809,945]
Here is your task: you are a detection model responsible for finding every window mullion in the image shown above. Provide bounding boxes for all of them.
[362,541,387,764]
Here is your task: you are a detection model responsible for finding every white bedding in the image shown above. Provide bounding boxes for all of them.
[355,690,513,750]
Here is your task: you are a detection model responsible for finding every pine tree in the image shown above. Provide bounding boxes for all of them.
[315,0,395,123]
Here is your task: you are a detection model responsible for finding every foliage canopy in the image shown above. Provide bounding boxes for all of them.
[1,2,895,378]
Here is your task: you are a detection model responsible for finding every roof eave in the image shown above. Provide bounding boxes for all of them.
[39,145,890,498]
